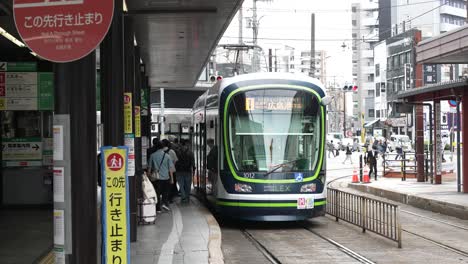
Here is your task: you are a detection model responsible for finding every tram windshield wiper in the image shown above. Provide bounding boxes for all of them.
[263,156,308,177]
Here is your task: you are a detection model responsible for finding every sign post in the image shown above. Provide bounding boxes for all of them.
[13,0,114,63]
[101,146,130,264]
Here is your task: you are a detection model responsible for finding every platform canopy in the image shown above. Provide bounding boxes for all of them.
[128,0,243,89]
[0,0,243,89]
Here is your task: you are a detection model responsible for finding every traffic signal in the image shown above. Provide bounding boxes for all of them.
[343,85,358,91]
[209,75,223,82]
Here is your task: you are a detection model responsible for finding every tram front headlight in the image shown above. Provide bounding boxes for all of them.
[235,183,253,193]
[300,183,316,193]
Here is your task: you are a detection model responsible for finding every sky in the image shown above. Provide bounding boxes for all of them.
[220,0,355,87]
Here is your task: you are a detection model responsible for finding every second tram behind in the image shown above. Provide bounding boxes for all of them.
[192,73,328,221]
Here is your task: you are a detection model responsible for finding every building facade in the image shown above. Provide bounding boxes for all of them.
[351,0,380,135]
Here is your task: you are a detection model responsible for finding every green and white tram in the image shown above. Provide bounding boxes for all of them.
[192,73,329,221]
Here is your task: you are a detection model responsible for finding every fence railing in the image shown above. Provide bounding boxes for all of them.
[326,187,402,248]
[382,151,432,181]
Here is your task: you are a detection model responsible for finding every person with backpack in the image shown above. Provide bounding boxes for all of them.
[161,139,179,203]
[175,139,195,203]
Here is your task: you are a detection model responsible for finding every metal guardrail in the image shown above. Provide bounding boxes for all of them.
[326,188,402,248]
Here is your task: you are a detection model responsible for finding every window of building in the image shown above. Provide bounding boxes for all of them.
[352,33,357,38]
[375,63,380,77]
[352,6,357,12]
[368,90,375,97]
[290,56,294,61]
[400,54,405,66]
[368,109,375,118]
[381,82,386,93]
[368,74,374,82]
[387,57,392,70]
[290,64,295,69]
[376,110,380,118]
[375,83,381,97]
[352,20,357,26]
[394,55,400,68]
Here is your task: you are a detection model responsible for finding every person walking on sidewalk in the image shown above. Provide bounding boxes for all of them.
[148,141,174,212]
[343,144,353,164]
[327,140,336,158]
[162,139,179,203]
[367,145,378,180]
[175,139,195,203]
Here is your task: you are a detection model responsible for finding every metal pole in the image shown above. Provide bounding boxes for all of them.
[310,13,315,77]
[456,98,461,192]
[160,88,165,138]
[428,103,433,184]
[124,15,137,242]
[54,52,97,264]
[268,48,272,72]
[343,92,346,137]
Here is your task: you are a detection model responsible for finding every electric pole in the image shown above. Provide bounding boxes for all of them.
[309,13,315,77]
[252,0,258,72]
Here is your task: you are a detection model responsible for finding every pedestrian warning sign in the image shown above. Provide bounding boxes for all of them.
[101,146,130,264]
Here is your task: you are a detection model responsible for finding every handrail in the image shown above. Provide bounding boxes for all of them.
[326,187,402,248]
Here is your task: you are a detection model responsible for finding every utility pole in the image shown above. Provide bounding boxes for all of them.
[252,0,258,72]
[238,7,243,72]
[309,13,315,77]
[268,48,272,72]
[343,92,347,136]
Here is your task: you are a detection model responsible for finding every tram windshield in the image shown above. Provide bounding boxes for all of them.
[228,89,321,173]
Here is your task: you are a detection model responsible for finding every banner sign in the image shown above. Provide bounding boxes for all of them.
[124,93,132,134]
[101,146,130,264]
[134,106,141,138]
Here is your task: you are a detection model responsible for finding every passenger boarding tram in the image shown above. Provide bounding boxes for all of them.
[192,73,329,221]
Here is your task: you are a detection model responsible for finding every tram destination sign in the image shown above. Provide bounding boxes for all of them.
[245,97,303,111]
[13,0,114,63]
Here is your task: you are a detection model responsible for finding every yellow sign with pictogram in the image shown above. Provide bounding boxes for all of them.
[124,93,133,134]
[101,146,130,264]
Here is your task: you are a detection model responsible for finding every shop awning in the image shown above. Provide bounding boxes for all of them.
[364,119,380,128]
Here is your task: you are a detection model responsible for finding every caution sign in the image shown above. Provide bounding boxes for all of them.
[124,93,132,134]
[101,146,130,264]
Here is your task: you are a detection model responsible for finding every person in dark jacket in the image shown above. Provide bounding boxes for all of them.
[175,139,195,203]
[367,146,378,180]
[342,144,353,164]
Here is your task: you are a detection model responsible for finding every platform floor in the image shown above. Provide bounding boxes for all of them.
[0,209,53,264]
[132,196,222,264]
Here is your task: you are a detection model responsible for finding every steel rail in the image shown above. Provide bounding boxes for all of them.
[403,229,468,258]
[303,227,376,264]
[401,210,468,231]
[242,229,282,264]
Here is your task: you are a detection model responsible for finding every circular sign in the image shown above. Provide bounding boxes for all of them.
[106,153,124,171]
[448,100,457,107]
[13,0,114,63]
[347,130,353,137]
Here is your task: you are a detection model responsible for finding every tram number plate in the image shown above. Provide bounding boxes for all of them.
[297,198,314,209]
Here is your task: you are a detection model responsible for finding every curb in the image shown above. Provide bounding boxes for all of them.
[195,198,224,264]
[349,183,468,220]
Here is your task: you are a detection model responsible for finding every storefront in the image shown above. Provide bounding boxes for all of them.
[1,62,54,206]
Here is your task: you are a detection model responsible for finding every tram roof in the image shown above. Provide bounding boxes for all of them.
[219,72,327,94]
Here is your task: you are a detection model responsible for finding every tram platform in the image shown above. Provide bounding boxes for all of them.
[348,175,468,220]
[132,196,223,264]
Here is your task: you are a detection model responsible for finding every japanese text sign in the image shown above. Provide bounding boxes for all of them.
[124,93,132,134]
[13,0,114,63]
[101,146,130,264]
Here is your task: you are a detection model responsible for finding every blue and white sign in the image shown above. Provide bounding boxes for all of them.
[294,173,303,182]
[448,100,457,108]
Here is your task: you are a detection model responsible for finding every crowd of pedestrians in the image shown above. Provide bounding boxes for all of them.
[147,137,195,213]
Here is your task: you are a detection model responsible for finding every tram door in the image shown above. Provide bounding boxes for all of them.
[194,122,207,195]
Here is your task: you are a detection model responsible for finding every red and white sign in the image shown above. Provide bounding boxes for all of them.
[13,0,114,63]
[106,153,124,171]
[346,130,353,137]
